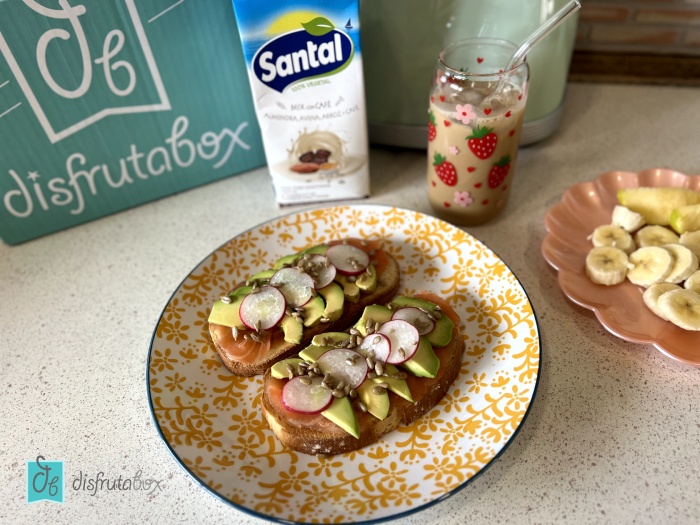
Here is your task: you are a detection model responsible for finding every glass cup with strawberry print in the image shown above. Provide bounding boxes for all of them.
[427,38,529,225]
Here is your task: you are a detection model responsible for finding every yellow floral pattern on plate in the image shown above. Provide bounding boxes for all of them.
[148,205,540,523]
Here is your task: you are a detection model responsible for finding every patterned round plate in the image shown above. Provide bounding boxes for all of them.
[542,168,700,366]
[148,204,541,523]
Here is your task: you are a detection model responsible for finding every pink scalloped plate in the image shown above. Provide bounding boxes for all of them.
[542,168,700,367]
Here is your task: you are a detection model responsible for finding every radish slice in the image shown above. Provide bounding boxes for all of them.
[357,333,391,363]
[269,267,315,307]
[378,320,420,364]
[316,348,368,390]
[305,254,337,288]
[282,376,333,414]
[325,244,370,276]
[391,307,435,335]
[238,285,286,331]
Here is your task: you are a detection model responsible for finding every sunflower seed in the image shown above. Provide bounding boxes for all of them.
[220,295,232,304]
[299,377,312,385]
[372,385,386,395]
[374,362,384,376]
[356,401,367,412]
[231,326,239,340]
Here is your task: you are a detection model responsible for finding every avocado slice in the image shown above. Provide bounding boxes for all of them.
[355,263,377,293]
[273,253,301,270]
[334,275,360,302]
[353,304,393,336]
[298,344,332,362]
[316,282,344,321]
[248,269,276,282]
[228,285,253,298]
[207,296,245,328]
[270,358,306,379]
[391,296,454,347]
[357,380,390,420]
[280,315,303,344]
[311,332,349,346]
[301,295,325,328]
[374,364,413,402]
[401,336,439,378]
[322,396,360,439]
[301,244,329,255]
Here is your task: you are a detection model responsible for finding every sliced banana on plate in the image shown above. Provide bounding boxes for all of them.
[642,283,681,321]
[662,243,699,284]
[679,230,700,258]
[585,246,629,285]
[626,246,674,287]
[612,205,646,232]
[589,224,636,254]
[684,270,700,293]
[634,225,680,248]
[657,288,700,331]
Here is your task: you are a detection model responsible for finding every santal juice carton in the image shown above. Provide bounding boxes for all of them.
[232,0,370,205]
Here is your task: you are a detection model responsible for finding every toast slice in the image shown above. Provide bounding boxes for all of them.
[209,239,400,376]
[260,293,465,455]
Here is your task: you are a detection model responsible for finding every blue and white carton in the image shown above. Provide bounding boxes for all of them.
[232,0,370,205]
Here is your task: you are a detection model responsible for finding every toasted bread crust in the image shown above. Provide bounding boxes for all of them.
[209,249,400,377]
[260,312,465,455]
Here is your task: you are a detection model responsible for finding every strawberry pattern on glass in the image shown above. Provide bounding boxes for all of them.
[426,38,529,226]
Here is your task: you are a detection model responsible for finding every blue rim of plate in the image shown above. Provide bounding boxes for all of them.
[146,203,542,524]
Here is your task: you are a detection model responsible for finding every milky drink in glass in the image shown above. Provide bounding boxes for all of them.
[427,38,529,225]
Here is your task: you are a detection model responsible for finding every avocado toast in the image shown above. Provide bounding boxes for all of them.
[208,239,400,376]
[261,293,465,455]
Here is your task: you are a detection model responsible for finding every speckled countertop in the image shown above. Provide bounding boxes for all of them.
[3,83,700,524]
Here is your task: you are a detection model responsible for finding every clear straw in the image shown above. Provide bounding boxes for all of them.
[496,0,581,92]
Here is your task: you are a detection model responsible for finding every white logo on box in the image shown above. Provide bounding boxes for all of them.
[0,0,171,144]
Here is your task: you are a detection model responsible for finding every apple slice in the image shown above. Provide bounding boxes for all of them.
[238,285,286,331]
[282,376,333,414]
[390,306,435,335]
[325,244,370,276]
[269,267,315,307]
[357,332,391,363]
[378,319,420,364]
[316,348,368,390]
[306,254,337,289]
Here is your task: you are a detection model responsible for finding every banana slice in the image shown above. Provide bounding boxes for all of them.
[634,225,680,248]
[612,205,646,232]
[585,246,629,286]
[642,283,681,320]
[663,244,699,284]
[679,230,700,258]
[590,224,636,254]
[684,270,700,293]
[657,288,700,330]
[626,246,674,287]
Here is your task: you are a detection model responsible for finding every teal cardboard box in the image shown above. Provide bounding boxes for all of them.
[0,0,264,245]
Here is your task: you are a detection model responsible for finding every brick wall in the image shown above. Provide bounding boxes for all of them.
[576,0,700,56]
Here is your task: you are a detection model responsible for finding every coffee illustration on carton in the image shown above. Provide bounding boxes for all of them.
[232,0,369,204]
